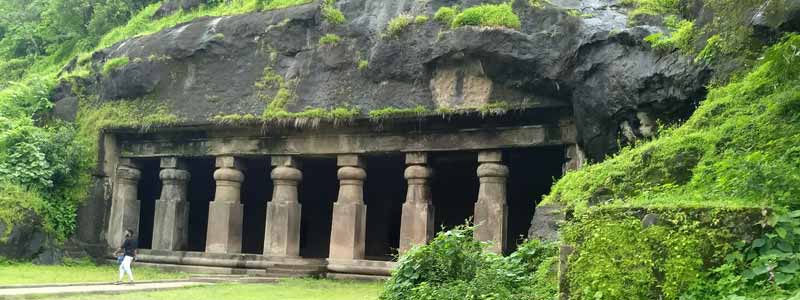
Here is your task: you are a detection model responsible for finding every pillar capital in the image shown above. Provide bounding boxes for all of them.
[160,157,187,169]
[159,168,190,182]
[116,165,142,181]
[337,166,367,181]
[405,152,428,165]
[271,155,302,168]
[477,163,509,179]
[404,165,432,181]
[478,150,503,163]
[216,156,245,170]
[271,166,302,182]
[337,154,365,168]
[214,167,245,183]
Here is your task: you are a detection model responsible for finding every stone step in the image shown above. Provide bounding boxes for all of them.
[326,273,390,281]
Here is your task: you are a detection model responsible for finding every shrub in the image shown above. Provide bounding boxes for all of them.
[101,56,129,75]
[643,16,696,54]
[357,60,369,71]
[322,0,346,25]
[319,34,342,46]
[384,14,414,38]
[451,3,521,30]
[433,6,457,25]
[414,15,429,25]
[380,225,559,300]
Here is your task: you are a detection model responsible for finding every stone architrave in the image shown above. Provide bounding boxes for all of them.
[398,152,435,254]
[328,155,367,260]
[205,156,245,254]
[473,150,509,254]
[152,157,191,251]
[263,156,303,257]
[106,159,141,249]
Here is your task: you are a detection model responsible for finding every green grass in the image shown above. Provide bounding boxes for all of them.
[0,262,188,285]
[433,6,457,25]
[45,279,382,300]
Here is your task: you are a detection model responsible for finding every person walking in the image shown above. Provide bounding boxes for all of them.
[115,229,138,285]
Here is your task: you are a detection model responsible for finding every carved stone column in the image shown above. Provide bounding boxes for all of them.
[107,159,141,249]
[205,156,245,254]
[152,157,191,251]
[473,150,509,254]
[399,152,435,254]
[328,155,367,260]
[263,156,302,257]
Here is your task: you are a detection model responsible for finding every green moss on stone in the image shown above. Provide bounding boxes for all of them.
[319,34,342,46]
[451,3,521,30]
[434,6,458,25]
[101,56,129,75]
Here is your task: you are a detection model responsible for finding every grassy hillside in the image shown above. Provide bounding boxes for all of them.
[544,34,800,213]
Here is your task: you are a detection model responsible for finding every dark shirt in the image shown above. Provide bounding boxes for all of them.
[121,238,138,257]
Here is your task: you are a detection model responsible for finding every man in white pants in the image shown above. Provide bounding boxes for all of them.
[115,229,138,284]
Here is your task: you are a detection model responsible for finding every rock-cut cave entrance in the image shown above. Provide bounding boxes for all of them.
[363,154,406,260]
[504,146,565,253]
[241,158,271,254]
[431,151,480,232]
[136,158,161,250]
[186,157,215,252]
[298,157,338,258]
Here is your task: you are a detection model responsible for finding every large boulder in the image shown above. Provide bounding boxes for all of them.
[0,213,63,264]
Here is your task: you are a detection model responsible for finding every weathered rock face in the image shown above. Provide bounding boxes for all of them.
[0,214,63,264]
[58,0,713,160]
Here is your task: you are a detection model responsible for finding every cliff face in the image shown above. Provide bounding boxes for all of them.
[56,0,712,160]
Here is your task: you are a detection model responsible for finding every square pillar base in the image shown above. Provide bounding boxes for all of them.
[205,201,244,254]
[152,200,189,251]
[329,202,367,260]
[107,200,140,249]
[473,201,508,254]
[399,202,434,253]
[264,201,302,257]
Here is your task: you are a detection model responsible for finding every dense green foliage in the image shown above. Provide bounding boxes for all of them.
[381,225,558,300]
[319,33,341,46]
[433,6,457,25]
[545,34,800,212]
[0,0,314,242]
[548,33,800,300]
[321,0,345,25]
[451,3,520,30]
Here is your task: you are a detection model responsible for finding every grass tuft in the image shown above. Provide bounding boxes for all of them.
[451,3,521,30]
[101,56,130,75]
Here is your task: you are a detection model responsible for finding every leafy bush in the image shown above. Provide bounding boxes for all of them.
[385,14,414,38]
[451,3,520,30]
[319,34,341,46]
[433,6,457,25]
[322,0,346,25]
[381,225,558,300]
[101,56,129,75]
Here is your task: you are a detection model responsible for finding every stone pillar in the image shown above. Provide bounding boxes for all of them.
[399,152,435,254]
[473,150,509,254]
[106,159,141,249]
[205,156,245,254]
[328,155,367,260]
[152,157,191,251]
[263,156,303,257]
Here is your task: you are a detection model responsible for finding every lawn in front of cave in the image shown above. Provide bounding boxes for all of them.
[33,279,383,300]
[0,261,189,285]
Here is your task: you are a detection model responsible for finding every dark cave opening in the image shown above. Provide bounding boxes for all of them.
[185,157,215,252]
[430,152,480,233]
[298,157,338,258]
[135,158,161,249]
[241,158,271,254]
[363,154,406,260]
[504,146,565,253]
